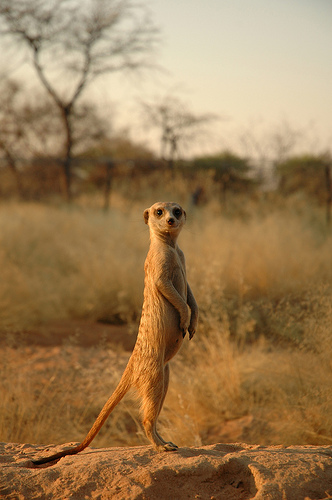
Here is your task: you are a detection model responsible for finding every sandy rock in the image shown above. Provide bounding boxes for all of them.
[1,442,331,500]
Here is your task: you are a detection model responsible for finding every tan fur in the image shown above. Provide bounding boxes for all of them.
[33,202,198,465]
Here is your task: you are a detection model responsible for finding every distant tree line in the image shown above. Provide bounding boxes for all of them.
[1,146,331,221]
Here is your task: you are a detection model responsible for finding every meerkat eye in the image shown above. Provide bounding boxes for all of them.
[174,208,182,218]
[156,209,163,217]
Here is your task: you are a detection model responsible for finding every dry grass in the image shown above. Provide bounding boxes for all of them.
[0,202,148,331]
[0,199,331,447]
[166,307,332,447]
[0,343,144,448]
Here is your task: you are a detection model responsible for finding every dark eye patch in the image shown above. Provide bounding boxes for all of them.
[173,208,182,218]
[156,208,163,216]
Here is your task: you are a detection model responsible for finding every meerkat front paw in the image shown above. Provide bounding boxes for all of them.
[188,326,195,340]
[181,323,190,338]
[188,317,198,340]
[180,309,190,334]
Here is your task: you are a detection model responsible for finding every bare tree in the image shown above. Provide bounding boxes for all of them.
[0,79,63,197]
[0,78,110,198]
[0,0,159,201]
[141,96,218,168]
[239,120,308,164]
[0,80,26,197]
[238,120,311,189]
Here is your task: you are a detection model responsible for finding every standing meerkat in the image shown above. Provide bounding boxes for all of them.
[33,201,198,465]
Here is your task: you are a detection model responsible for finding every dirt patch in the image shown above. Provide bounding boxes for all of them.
[0,319,136,351]
[1,442,332,500]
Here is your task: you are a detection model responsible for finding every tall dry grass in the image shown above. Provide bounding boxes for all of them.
[0,344,143,447]
[0,202,148,331]
[0,199,331,447]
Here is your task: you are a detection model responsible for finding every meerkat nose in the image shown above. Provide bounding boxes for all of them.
[167,218,175,226]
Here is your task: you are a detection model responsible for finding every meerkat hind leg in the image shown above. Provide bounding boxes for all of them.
[141,368,178,452]
[155,364,178,450]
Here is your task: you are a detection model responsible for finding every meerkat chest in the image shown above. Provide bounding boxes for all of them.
[144,245,186,295]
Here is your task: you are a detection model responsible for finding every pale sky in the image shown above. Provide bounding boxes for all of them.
[101,0,332,157]
[3,0,331,158]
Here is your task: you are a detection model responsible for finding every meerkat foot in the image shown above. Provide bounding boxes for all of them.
[153,438,178,452]
[164,441,178,451]
[155,429,178,451]
[157,441,178,452]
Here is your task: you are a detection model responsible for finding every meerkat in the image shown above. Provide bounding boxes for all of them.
[33,201,198,466]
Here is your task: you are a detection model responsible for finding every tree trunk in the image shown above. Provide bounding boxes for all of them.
[61,108,73,203]
[61,158,72,203]
[104,161,114,212]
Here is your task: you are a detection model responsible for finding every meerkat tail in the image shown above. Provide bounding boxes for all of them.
[32,374,131,466]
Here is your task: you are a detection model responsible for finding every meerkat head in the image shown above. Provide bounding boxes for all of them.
[144,202,186,242]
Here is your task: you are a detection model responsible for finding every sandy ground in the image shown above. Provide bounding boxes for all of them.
[1,442,332,500]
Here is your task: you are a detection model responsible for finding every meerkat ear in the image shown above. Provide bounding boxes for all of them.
[143,208,149,224]
[183,209,187,220]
